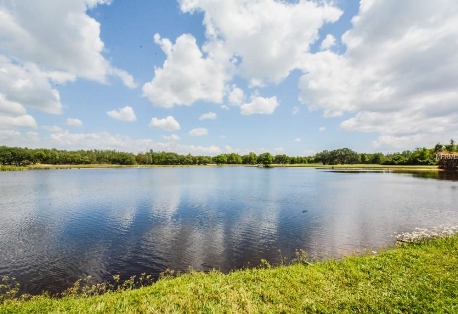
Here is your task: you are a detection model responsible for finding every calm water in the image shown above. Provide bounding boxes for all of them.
[1,167,457,295]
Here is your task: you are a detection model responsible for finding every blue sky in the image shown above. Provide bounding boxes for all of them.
[1,0,457,156]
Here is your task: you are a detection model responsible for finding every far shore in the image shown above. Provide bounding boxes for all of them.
[1,163,441,172]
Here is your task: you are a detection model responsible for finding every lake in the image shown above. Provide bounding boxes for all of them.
[1,167,457,295]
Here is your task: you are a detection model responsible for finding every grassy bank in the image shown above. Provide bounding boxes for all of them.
[1,234,457,313]
[0,165,27,171]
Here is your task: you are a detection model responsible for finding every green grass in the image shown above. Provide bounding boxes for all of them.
[0,165,27,171]
[313,164,439,170]
[2,235,457,313]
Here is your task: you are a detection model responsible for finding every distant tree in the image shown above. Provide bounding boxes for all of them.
[213,154,227,165]
[434,143,444,153]
[445,139,456,153]
[370,153,384,165]
[262,152,273,167]
[315,150,331,165]
[242,152,257,164]
[227,153,242,164]
[274,154,289,164]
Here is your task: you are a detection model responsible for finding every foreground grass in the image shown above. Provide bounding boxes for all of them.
[2,235,457,313]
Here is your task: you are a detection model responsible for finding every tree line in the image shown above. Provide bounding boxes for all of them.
[0,139,456,167]
[315,140,457,166]
[0,146,311,167]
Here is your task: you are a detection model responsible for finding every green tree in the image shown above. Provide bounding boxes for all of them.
[274,154,289,164]
[213,154,227,165]
[315,150,331,165]
[227,153,242,164]
[242,152,258,164]
[262,152,273,167]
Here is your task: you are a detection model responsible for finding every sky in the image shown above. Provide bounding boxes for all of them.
[1,0,457,156]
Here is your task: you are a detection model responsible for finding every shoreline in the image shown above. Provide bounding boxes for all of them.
[1,163,442,172]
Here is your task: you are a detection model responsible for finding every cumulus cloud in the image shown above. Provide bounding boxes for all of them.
[142,33,231,108]
[199,112,217,120]
[0,129,40,147]
[240,95,279,115]
[228,85,245,106]
[303,149,317,156]
[142,0,342,108]
[298,0,458,147]
[48,130,221,155]
[0,0,135,85]
[67,118,83,127]
[148,116,180,131]
[42,125,64,133]
[0,93,27,115]
[0,0,136,117]
[273,147,285,154]
[294,138,301,142]
[319,127,326,132]
[0,114,37,128]
[107,106,137,122]
[320,34,336,50]
[179,0,342,85]
[189,127,208,136]
[0,56,63,114]
[163,134,181,141]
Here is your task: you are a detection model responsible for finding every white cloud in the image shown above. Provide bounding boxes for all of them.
[228,85,245,106]
[0,0,136,119]
[294,138,301,142]
[221,105,230,110]
[107,106,137,122]
[189,128,208,136]
[48,130,222,155]
[320,34,336,50]
[219,135,226,139]
[42,125,64,133]
[179,0,342,85]
[148,116,180,131]
[292,106,300,115]
[0,114,37,128]
[142,33,231,108]
[319,127,326,132]
[199,112,217,120]
[240,95,279,115]
[303,149,317,156]
[0,56,63,114]
[163,134,181,141]
[0,93,27,115]
[109,68,138,89]
[67,118,83,127]
[273,147,285,154]
[0,129,40,147]
[298,0,458,147]
[0,0,135,86]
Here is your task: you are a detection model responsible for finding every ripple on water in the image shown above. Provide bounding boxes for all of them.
[1,168,458,295]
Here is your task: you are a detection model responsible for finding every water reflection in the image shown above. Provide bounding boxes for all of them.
[0,168,457,295]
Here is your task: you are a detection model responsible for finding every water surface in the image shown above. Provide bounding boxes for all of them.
[0,167,457,295]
